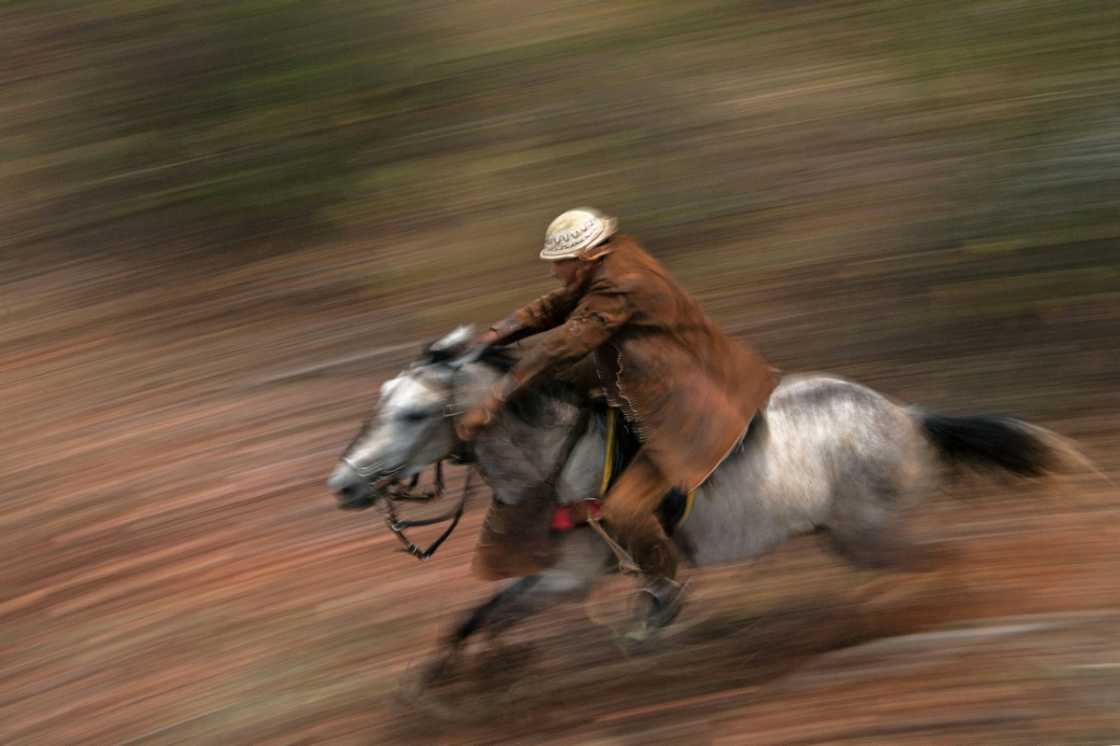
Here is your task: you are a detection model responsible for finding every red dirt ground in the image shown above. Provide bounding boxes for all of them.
[2,255,1117,744]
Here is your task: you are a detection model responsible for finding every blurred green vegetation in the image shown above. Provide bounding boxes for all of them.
[1,0,1117,412]
[4,0,1115,252]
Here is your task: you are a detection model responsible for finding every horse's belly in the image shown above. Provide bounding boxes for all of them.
[679,488,821,566]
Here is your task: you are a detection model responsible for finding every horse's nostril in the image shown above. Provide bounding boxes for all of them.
[328,463,361,494]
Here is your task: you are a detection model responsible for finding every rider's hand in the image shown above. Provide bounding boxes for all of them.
[471,328,500,351]
[456,404,495,442]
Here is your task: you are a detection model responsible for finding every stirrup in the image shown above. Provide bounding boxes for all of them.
[636,577,689,629]
[586,515,642,575]
[621,578,690,645]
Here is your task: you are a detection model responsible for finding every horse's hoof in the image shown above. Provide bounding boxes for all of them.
[624,625,659,648]
[608,622,661,657]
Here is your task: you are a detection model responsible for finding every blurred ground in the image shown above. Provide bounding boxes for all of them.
[2,1,1119,743]
[1,249,1117,745]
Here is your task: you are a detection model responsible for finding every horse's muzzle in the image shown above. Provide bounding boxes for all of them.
[328,462,380,510]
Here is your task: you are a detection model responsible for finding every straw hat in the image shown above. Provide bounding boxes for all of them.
[539,207,618,261]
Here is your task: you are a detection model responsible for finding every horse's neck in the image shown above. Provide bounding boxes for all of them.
[468,367,593,505]
[457,363,503,409]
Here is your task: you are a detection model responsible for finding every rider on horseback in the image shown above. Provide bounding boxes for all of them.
[457,207,778,628]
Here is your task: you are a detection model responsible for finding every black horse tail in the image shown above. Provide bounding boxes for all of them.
[917,413,1093,478]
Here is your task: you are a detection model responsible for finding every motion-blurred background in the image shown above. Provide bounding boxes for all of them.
[2,2,1117,743]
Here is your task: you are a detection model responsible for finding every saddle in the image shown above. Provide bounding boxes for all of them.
[472,406,693,581]
[550,408,692,535]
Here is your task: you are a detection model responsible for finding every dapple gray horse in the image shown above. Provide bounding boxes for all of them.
[328,327,1080,671]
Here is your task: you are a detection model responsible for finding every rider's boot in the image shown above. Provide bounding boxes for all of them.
[635,575,688,629]
[597,455,687,641]
[620,518,685,640]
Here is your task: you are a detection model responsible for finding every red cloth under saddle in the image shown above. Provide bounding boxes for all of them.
[550,499,603,532]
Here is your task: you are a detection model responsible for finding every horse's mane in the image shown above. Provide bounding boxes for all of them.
[419,338,517,371]
[418,339,586,424]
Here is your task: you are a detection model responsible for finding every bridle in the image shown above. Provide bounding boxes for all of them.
[365,354,481,561]
[355,345,590,563]
[382,462,474,561]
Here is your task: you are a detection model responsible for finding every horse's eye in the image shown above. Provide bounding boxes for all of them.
[401,411,428,424]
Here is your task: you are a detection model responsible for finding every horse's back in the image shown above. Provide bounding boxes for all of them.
[682,373,933,564]
[763,373,929,485]
[768,373,896,413]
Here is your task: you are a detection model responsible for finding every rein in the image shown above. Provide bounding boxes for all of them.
[382,463,474,561]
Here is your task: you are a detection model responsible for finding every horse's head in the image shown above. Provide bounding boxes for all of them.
[326,326,495,510]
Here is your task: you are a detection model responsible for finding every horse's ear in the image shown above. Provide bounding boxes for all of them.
[449,340,487,369]
[423,325,475,364]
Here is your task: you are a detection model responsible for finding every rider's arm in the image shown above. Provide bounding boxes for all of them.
[484,282,631,407]
[486,286,583,346]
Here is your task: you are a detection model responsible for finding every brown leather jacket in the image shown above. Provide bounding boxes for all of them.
[491,234,778,491]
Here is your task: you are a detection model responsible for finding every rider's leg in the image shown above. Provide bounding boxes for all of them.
[472,496,557,581]
[599,452,684,626]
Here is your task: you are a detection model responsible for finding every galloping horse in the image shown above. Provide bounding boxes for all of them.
[328,327,1081,671]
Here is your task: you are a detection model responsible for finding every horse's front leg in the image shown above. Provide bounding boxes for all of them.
[424,529,609,683]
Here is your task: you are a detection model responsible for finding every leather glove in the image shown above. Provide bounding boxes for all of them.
[472,328,501,350]
[456,400,498,442]
[456,372,521,441]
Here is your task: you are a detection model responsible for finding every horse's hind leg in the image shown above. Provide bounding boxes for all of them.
[823,484,969,642]
[825,480,945,573]
[826,515,944,572]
